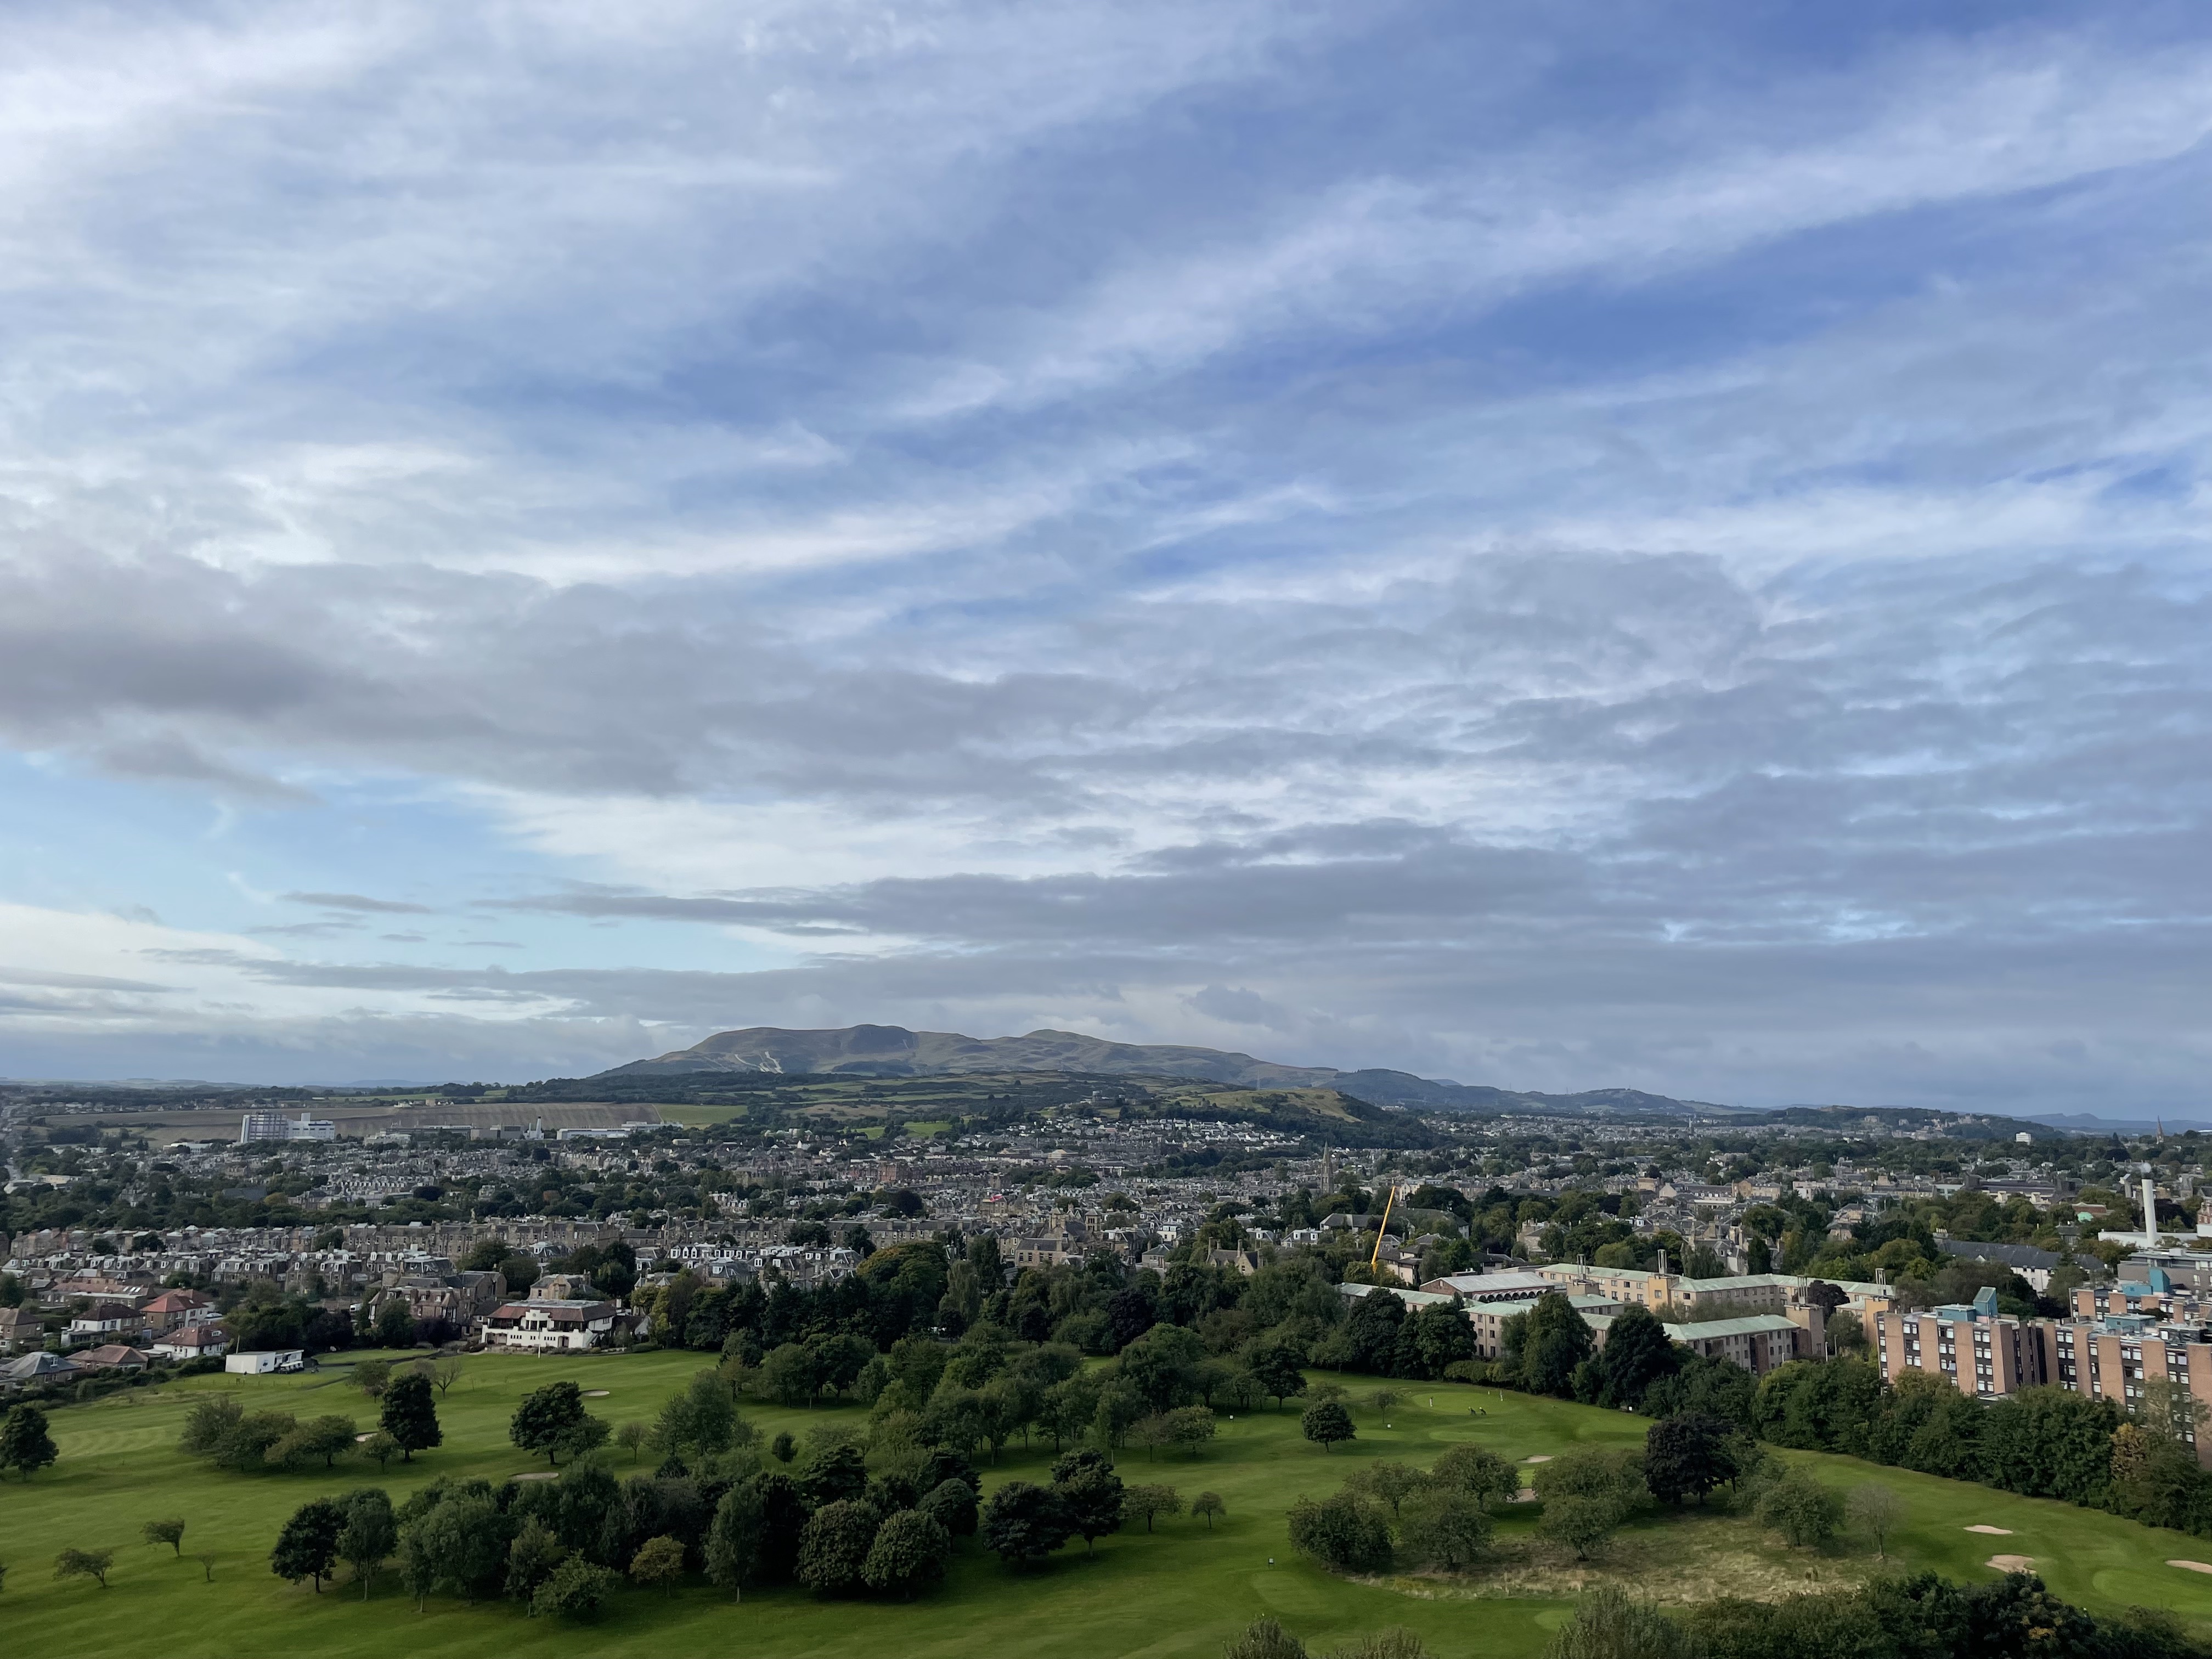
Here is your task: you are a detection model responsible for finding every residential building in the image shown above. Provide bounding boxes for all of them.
[478,1297,626,1353]
[150,1323,230,1361]
[1870,1288,2050,1400]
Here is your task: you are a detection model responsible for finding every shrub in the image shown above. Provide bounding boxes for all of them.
[1757,1468,1843,1548]
[1225,1616,1310,1659]
[630,1534,686,1595]
[1544,1585,1698,1659]
[918,1476,979,1537]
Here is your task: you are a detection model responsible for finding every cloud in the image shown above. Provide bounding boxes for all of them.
[0,6,2202,1112]
[283,891,435,915]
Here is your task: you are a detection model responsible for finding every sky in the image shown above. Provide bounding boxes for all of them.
[0,2,2206,1113]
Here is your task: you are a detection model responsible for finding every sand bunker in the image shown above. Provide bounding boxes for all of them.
[1523,1454,1553,1463]
[1987,1555,2035,1573]
[1964,1525,2015,1535]
[354,1432,377,1442]
[582,1389,611,1397]
[2168,1561,2212,1575]
[510,1471,558,1481]
[1510,1489,1538,1503]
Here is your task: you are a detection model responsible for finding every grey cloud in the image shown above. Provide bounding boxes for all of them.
[284,892,436,915]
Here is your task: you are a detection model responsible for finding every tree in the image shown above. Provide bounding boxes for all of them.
[706,1482,765,1601]
[1397,1488,1492,1571]
[511,1380,588,1465]
[362,1431,400,1469]
[1052,1448,1125,1555]
[1192,1490,1227,1530]
[0,1406,59,1481]
[403,1490,511,1604]
[1166,1404,1217,1459]
[657,1369,742,1462]
[919,1476,979,1538]
[617,1420,650,1462]
[337,1488,396,1600]
[1545,1585,1699,1659]
[1846,1483,1903,1560]
[1301,1401,1355,1453]
[431,1354,465,1396]
[1643,1412,1736,1506]
[1348,1460,1430,1517]
[798,1499,881,1595]
[373,1298,417,1349]
[980,1480,1077,1567]
[861,1509,952,1598]
[630,1534,686,1596]
[1757,1468,1843,1548]
[1124,1483,1183,1532]
[1226,1617,1311,1659]
[1431,1443,1517,1511]
[380,1372,441,1462]
[353,1359,392,1396]
[271,1497,346,1592]
[270,1414,358,1470]
[532,1554,618,1621]
[1594,1307,1679,1409]
[506,1518,566,1605]
[1250,1344,1310,1412]
[143,1517,187,1556]
[54,1548,114,1589]
[1505,1292,1597,1398]
[1538,1496,1619,1561]
[1286,1490,1392,1572]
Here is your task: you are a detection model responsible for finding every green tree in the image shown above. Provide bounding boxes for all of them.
[1052,1448,1126,1555]
[401,1488,511,1604]
[270,1497,346,1592]
[1124,1482,1183,1532]
[705,1482,766,1601]
[380,1372,441,1462]
[1286,1489,1392,1572]
[142,1517,187,1556]
[361,1431,400,1470]
[337,1488,396,1600]
[510,1380,587,1465]
[1643,1412,1735,1506]
[505,1517,566,1605]
[1503,1292,1596,1398]
[1224,1617,1310,1659]
[1431,1443,1518,1510]
[269,1414,358,1470]
[1192,1490,1227,1529]
[1544,1584,1698,1659]
[1397,1488,1492,1571]
[797,1499,880,1595]
[918,1476,979,1538]
[54,1547,114,1589]
[1250,1344,1310,1411]
[1538,1496,1618,1561]
[1348,1460,1430,1517]
[532,1554,618,1621]
[1594,1307,1678,1409]
[0,1406,60,1481]
[1757,1468,1843,1548]
[979,1480,1077,1567]
[1301,1401,1355,1453]
[352,1359,392,1397]
[860,1509,952,1598]
[1166,1404,1217,1459]
[372,1298,416,1348]
[629,1534,686,1596]
[179,1395,243,1455]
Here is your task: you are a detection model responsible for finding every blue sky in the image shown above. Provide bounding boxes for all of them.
[0,1,2205,1111]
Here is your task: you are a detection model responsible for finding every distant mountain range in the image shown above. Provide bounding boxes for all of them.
[595,1024,1745,1118]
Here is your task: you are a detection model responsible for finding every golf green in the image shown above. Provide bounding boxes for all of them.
[4,1353,2208,1656]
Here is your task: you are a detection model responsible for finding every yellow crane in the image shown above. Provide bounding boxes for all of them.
[1369,1183,1398,1268]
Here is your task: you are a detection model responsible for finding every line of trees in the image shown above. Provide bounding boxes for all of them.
[178,1369,441,1473]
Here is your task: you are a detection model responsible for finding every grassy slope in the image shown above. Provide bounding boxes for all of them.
[3,1355,2209,1658]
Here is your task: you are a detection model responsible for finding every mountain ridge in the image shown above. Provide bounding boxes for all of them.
[595,1023,1743,1118]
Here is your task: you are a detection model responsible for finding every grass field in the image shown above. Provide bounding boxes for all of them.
[5,1353,2209,1658]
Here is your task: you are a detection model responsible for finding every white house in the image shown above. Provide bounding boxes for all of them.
[477,1298,623,1353]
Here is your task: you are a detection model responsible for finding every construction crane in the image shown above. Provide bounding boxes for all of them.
[1369,1182,1398,1269]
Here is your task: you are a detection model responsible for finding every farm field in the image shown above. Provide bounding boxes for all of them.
[5,1353,2210,1658]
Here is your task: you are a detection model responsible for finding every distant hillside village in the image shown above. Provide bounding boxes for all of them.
[8,1076,2212,1464]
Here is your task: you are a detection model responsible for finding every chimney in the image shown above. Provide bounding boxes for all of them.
[2145,1177,2160,1239]
[1656,1248,1669,1279]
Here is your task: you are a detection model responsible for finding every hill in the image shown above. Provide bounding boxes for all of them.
[596,1024,1737,1118]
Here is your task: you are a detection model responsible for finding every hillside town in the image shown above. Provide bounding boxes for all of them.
[10,1092,2212,1461]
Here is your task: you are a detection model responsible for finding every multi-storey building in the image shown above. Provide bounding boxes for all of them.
[1870,1288,2050,1400]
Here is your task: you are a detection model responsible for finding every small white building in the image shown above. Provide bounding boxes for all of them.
[225,1348,306,1374]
